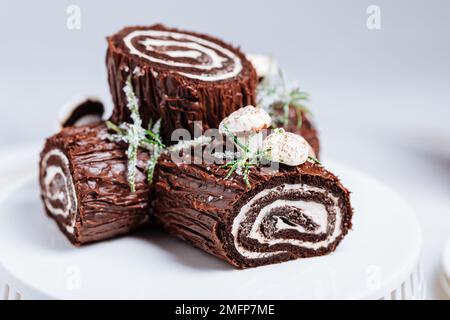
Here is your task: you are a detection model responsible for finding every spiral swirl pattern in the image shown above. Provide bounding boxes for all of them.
[232,183,342,260]
[40,149,77,234]
[123,29,243,81]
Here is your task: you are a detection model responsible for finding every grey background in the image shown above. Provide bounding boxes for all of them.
[0,0,449,299]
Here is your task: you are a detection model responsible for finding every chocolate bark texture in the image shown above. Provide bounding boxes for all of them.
[39,123,150,245]
[152,148,352,269]
[107,24,257,145]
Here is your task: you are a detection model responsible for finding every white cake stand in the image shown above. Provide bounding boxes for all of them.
[0,162,424,300]
[441,236,450,298]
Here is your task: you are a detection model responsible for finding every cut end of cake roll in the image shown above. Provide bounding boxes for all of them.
[39,123,151,245]
[107,23,255,82]
[106,24,257,145]
[40,147,79,239]
[222,163,352,268]
[153,150,352,269]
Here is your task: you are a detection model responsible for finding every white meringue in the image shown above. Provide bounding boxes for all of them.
[219,105,271,152]
[219,105,271,136]
[247,54,278,80]
[263,129,311,166]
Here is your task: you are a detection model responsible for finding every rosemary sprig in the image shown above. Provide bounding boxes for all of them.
[145,119,165,185]
[222,124,249,153]
[106,76,165,192]
[289,88,311,128]
[308,155,321,165]
[219,129,270,188]
[257,68,311,128]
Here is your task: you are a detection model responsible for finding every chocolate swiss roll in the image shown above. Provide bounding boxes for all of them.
[39,123,150,245]
[107,24,257,145]
[152,148,352,269]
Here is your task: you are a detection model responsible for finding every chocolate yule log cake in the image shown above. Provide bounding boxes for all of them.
[107,24,257,145]
[152,107,352,268]
[152,147,352,268]
[39,123,151,245]
[37,22,351,273]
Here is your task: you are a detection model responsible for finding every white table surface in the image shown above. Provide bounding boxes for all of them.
[0,0,449,299]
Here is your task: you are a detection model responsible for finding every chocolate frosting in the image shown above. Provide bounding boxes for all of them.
[152,147,352,268]
[106,24,257,145]
[39,123,150,245]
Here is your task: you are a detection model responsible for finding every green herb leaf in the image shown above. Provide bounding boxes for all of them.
[282,102,290,126]
[308,155,321,165]
[219,128,270,188]
[106,76,164,192]
[222,124,249,152]
[106,121,123,134]
[224,161,239,179]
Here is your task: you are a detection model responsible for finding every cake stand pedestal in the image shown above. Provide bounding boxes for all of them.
[0,163,424,300]
[441,236,450,298]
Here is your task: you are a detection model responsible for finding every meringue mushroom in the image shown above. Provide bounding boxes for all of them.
[246,54,278,82]
[219,105,271,152]
[263,129,312,166]
[219,105,271,135]
[58,96,105,129]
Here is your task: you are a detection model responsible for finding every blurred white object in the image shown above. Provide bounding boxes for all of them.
[246,53,278,81]
[441,236,450,297]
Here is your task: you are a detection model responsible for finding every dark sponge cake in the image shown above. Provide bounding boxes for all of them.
[39,123,150,245]
[152,145,352,268]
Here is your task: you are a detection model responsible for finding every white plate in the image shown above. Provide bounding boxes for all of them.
[0,143,41,197]
[0,162,422,299]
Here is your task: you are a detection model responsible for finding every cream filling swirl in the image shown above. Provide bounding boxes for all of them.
[123,30,243,81]
[231,184,342,259]
[41,149,78,234]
